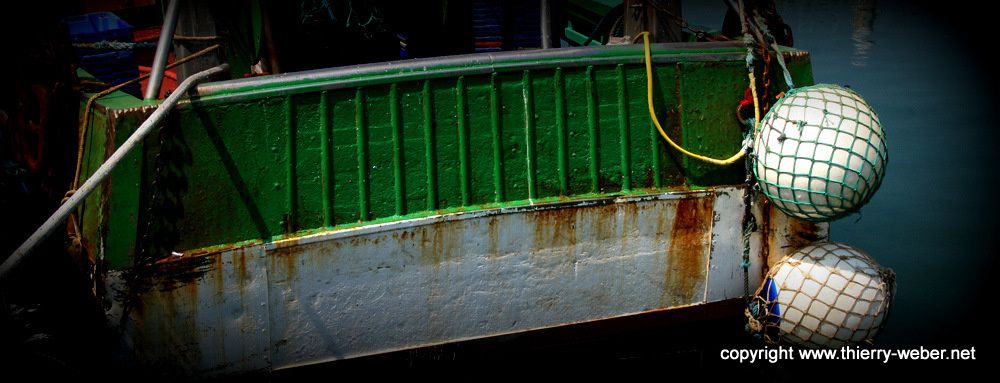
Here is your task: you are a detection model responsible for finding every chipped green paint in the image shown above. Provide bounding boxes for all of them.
[77,45,813,269]
[74,71,149,269]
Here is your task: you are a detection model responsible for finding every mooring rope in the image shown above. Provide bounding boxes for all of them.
[635,31,760,166]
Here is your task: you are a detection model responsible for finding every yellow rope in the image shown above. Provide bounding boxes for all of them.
[749,71,760,136]
[637,31,759,166]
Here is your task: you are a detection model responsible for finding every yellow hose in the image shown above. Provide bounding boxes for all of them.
[637,31,759,166]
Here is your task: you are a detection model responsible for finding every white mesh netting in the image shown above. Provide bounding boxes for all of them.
[750,242,895,348]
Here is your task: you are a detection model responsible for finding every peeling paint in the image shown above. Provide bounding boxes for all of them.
[666,197,714,304]
[114,186,825,376]
[80,44,824,376]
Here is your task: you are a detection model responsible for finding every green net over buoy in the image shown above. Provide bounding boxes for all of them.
[752,84,888,222]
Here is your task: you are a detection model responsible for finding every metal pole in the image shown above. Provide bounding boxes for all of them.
[1,64,228,281]
[540,0,553,49]
[145,0,181,101]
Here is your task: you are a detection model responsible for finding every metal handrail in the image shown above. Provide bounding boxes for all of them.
[0,64,229,281]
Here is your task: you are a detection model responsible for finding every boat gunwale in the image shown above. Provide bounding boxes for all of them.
[170,187,734,258]
[189,42,807,105]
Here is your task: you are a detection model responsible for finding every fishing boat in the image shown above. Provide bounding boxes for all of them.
[3,0,848,376]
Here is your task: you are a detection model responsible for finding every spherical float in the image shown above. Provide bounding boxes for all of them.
[753,242,895,348]
[753,84,887,221]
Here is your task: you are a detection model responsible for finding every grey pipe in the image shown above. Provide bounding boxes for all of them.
[0,64,229,281]
[144,0,181,101]
[540,0,553,49]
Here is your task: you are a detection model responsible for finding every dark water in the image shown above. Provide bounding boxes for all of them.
[688,0,1000,348]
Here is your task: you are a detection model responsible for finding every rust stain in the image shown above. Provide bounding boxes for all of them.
[234,248,248,282]
[418,226,432,266]
[234,248,248,303]
[183,274,199,328]
[594,203,617,241]
[176,241,247,258]
[487,215,500,259]
[598,175,622,193]
[441,221,461,268]
[786,217,822,249]
[271,243,303,280]
[431,225,443,269]
[139,253,216,293]
[283,213,294,235]
[529,207,578,249]
[641,168,655,189]
[620,200,640,250]
[213,250,225,303]
[158,286,176,346]
[418,222,461,271]
[665,196,715,304]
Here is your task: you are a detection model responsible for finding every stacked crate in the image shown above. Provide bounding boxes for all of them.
[66,12,141,96]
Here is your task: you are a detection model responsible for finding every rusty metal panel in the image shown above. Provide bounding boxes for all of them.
[115,186,826,374]
[758,198,829,272]
[704,191,829,302]
[706,188,755,302]
[264,189,716,367]
[122,246,271,376]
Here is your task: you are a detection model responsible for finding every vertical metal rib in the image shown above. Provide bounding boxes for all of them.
[554,67,568,196]
[456,76,472,206]
[422,80,439,210]
[319,91,333,227]
[650,120,663,188]
[285,95,298,231]
[390,84,406,216]
[586,66,600,193]
[490,73,505,203]
[616,64,631,192]
[649,53,662,188]
[355,88,370,221]
[522,70,538,200]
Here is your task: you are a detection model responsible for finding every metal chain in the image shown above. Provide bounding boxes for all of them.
[759,45,773,113]
[120,118,176,328]
[138,123,172,267]
[733,0,766,339]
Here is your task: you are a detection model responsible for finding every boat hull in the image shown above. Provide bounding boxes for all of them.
[111,186,824,375]
[71,42,822,376]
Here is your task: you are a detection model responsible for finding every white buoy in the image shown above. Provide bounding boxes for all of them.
[753,242,894,348]
[753,84,887,221]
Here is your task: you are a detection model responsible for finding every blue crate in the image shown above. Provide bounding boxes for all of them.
[66,12,140,96]
[66,12,134,44]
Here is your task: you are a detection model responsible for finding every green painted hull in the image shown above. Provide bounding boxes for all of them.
[79,42,812,269]
[74,42,825,375]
